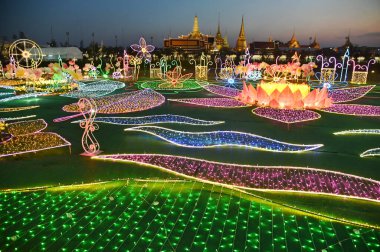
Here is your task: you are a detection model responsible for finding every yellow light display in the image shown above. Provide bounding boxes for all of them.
[258,82,311,98]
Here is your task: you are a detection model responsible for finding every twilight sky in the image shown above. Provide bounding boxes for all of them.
[1,0,379,48]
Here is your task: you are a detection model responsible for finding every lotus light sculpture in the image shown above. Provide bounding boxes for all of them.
[237,81,332,110]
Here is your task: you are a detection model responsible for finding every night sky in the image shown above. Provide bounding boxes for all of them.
[1,0,379,48]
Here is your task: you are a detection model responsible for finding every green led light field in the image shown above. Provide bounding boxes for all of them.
[1,180,379,251]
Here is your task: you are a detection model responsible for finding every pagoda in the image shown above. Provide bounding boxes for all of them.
[288,32,300,48]
[310,35,320,49]
[214,18,229,51]
[235,16,247,52]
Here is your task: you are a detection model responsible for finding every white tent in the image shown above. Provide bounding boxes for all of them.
[40,47,83,61]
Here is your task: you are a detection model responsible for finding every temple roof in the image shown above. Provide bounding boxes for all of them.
[310,35,320,49]
[288,32,300,48]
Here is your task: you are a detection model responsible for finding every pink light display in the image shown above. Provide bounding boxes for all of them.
[130,37,155,62]
[78,98,100,156]
[253,107,321,124]
[168,98,249,108]
[93,154,380,203]
[202,84,240,98]
[321,104,380,116]
[329,85,375,103]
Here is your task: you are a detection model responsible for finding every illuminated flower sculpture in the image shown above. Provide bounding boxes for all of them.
[237,81,332,109]
[130,37,155,62]
[157,67,193,89]
[172,82,378,124]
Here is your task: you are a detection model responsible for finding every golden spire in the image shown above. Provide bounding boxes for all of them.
[235,16,247,52]
[239,16,245,38]
[217,18,221,36]
[191,15,201,38]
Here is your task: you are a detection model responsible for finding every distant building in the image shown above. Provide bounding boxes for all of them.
[250,40,276,53]
[287,32,301,48]
[163,16,215,52]
[274,32,321,52]
[40,47,83,61]
[310,35,320,49]
[213,20,229,51]
[235,16,247,52]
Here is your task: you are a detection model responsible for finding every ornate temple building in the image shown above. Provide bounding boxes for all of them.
[235,16,247,52]
[309,35,320,49]
[287,32,301,48]
[213,20,229,51]
[163,16,215,52]
[342,35,354,49]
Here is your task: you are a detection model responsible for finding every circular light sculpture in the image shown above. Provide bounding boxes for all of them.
[9,39,43,68]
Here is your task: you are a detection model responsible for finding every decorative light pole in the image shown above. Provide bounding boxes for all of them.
[78,98,101,156]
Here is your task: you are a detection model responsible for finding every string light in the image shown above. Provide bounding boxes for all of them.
[0,132,71,158]
[202,84,240,98]
[7,119,47,136]
[237,82,332,109]
[0,92,47,103]
[92,154,380,203]
[1,179,379,251]
[130,37,155,62]
[78,98,100,156]
[62,89,165,114]
[72,114,224,126]
[0,106,39,112]
[61,80,125,98]
[320,104,380,116]
[333,129,380,136]
[329,85,375,103]
[253,107,321,124]
[0,119,71,158]
[156,67,193,89]
[360,148,380,158]
[124,126,323,152]
[168,98,249,108]
[139,80,201,91]
[0,115,36,122]
[0,92,14,97]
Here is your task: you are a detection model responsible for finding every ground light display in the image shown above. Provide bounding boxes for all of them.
[1,1,380,250]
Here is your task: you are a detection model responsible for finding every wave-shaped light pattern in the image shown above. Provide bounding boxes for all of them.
[93,154,380,203]
[321,104,380,116]
[73,114,224,126]
[125,126,323,152]
[202,84,240,98]
[360,148,380,158]
[334,129,380,135]
[168,98,249,108]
